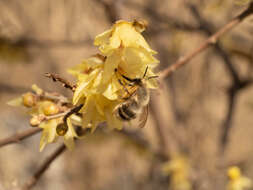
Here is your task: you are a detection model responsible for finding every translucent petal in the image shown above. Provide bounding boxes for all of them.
[103,51,121,84]
[39,120,58,151]
[119,47,158,78]
[94,29,112,47]
[63,118,77,150]
[105,106,123,130]
[73,70,99,105]
[7,97,23,107]
[102,82,118,100]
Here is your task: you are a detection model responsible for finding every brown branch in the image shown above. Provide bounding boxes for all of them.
[39,93,70,104]
[63,104,83,127]
[0,112,69,148]
[159,3,253,80]
[0,128,41,148]
[124,1,199,32]
[45,73,76,92]
[187,3,241,84]
[94,0,121,23]
[220,79,253,153]
[185,3,253,154]
[21,144,66,190]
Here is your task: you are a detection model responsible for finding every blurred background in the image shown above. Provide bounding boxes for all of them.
[0,0,253,189]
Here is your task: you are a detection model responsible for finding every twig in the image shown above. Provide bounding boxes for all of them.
[21,144,66,190]
[63,104,83,126]
[94,0,121,23]
[45,73,76,92]
[124,1,199,32]
[187,3,241,84]
[0,112,69,148]
[39,93,70,104]
[0,128,41,148]
[220,79,253,152]
[42,112,69,122]
[186,4,253,153]
[159,3,253,80]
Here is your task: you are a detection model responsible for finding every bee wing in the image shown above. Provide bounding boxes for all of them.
[137,105,149,128]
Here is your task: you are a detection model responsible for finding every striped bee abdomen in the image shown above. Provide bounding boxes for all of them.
[116,102,137,121]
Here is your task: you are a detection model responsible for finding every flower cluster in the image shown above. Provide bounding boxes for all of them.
[8,20,159,151]
[8,85,79,151]
[162,155,192,190]
[69,20,159,132]
[227,166,252,190]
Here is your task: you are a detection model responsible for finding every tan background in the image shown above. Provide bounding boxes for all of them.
[0,0,253,189]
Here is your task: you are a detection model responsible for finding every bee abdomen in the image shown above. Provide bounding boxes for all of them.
[116,103,137,121]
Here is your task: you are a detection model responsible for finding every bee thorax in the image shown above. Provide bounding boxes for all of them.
[136,86,149,105]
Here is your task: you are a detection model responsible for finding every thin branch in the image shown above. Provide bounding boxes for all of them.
[39,93,70,104]
[21,144,66,190]
[63,104,83,126]
[220,79,253,152]
[0,112,69,148]
[124,1,199,32]
[187,3,241,84]
[159,3,253,80]
[94,0,121,23]
[41,112,70,123]
[0,128,41,148]
[185,3,253,154]
[45,73,76,92]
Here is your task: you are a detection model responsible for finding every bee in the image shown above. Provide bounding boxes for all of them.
[114,67,158,128]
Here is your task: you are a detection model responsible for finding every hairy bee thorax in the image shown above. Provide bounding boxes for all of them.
[114,84,149,122]
[135,84,149,105]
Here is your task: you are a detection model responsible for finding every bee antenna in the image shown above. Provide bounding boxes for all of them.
[143,66,148,78]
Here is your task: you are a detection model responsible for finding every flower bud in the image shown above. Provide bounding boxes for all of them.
[30,115,44,127]
[42,102,59,116]
[228,166,241,180]
[22,92,37,107]
[56,123,68,136]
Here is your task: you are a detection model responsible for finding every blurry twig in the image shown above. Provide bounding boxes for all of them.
[45,73,76,92]
[221,79,253,152]
[159,2,253,80]
[0,111,71,148]
[0,128,41,148]
[124,1,199,32]
[21,144,66,190]
[0,37,91,49]
[187,3,240,84]
[94,0,121,23]
[0,83,29,94]
[187,4,253,152]
[39,93,70,104]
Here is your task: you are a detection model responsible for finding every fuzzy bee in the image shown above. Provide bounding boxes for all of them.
[114,67,158,128]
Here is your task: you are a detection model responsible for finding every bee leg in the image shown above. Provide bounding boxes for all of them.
[118,79,131,96]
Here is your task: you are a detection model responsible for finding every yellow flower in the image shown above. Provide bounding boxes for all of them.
[80,94,122,131]
[94,20,159,87]
[227,166,252,190]
[39,117,78,151]
[68,20,159,132]
[94,20,156,54]
[162,155,192,190]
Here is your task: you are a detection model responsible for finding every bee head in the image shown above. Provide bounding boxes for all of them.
[114,67,158,86]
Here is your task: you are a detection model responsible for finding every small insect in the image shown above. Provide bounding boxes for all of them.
[114,67,158,128]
